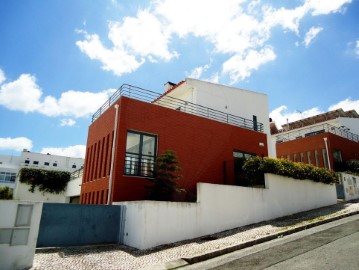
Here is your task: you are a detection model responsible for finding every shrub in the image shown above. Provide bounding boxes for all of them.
[19,168,71,194]
[146,150,186,201]
[0,186,13,200]
[242,157,337,185]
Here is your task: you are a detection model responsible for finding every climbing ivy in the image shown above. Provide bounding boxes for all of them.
[19,168,71,194]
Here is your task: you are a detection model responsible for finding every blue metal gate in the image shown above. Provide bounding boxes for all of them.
[37,203,125,247]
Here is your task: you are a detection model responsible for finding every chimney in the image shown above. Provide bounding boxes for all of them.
[164,81,176,92]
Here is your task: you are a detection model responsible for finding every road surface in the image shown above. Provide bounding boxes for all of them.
[182,215,359,270]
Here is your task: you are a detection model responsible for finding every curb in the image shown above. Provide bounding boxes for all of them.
[153,210,359,269]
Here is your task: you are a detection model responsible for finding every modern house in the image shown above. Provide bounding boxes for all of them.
[271,109,359,170]
[0,150,84,202]
[80,78,271,204]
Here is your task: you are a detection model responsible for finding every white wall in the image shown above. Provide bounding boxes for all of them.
[338,117,359,136]
[0,201,43,270]
[65,177,82,198]
[164,78,275,157]
[117,174,336,249]
[339,173,359,201]
[14,181,69,203]
[21,151,84,172]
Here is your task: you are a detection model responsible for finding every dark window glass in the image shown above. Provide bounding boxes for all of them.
[44,162,49,166]
[124,131,157,177]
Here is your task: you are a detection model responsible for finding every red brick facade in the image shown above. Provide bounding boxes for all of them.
[276,132,359,169]
[80,97,268,204]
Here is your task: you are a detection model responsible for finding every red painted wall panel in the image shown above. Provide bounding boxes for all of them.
[81,97,268,203]
[276,132,359,169]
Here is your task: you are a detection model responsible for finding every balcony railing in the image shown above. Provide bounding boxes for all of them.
[70,167,83,180]
[275,123,359,143]
[92,84,264,133]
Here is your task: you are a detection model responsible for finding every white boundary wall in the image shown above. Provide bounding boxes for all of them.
[0,201,43,270]
[117,173,336,249]
[339,173,359,201]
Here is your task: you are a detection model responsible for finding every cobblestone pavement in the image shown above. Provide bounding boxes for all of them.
[31,200,359,270]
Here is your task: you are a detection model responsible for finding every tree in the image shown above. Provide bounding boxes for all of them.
[0,186,13,200]
[146,150,185,201]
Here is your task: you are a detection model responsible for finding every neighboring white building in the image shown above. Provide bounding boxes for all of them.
[0,150,84,202]
[0,155,22,190]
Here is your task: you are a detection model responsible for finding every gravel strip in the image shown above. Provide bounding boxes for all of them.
[31,200,359,270]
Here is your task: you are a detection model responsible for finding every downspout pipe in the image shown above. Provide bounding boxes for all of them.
[323,137,331,170]
[108,104,120,205]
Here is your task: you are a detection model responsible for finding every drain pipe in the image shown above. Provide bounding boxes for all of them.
[107,104,120,205]
[323,137,331,170]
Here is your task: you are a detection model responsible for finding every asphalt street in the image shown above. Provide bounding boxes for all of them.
[181,215,359,270]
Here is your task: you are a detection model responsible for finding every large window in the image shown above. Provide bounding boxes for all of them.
[124,131,157,177]
[0,172,16,183]
[233,150,256,185]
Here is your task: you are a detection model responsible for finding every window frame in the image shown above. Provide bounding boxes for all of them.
[124,130,158,178]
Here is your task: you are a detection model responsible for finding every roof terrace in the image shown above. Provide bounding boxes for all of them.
[92,84,264,133]
[276,123,359,143]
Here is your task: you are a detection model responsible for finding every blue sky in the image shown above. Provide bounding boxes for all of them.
[0,0,358,158]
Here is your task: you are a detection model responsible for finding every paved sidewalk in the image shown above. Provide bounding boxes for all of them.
[31,200,359,270]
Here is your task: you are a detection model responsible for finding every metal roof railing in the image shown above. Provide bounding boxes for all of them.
[276,123,359,143]
[92,84,264,133]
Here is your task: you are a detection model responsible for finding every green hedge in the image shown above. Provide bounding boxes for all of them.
[334,160,359,175]
[242,157,337,185]
[0,186,13,200]
[19,168,71,194]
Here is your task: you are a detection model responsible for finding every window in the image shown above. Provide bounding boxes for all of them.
[0,172,16,182]
[233,150,256,185]
[53,163,57,167]
[307,151,312,165]
[24,160,30,164]
[44,162,49,166]
[124,131,157,177]
[293,154,297,162]
[315,150,319,167]
[33,161,39,165]
[253,115,258,131]
[72,164,76,169]
[287,155,290,161]
[333,149,342,162]
[300,153,304,163]
[322,148,329,169]
[233,151,256,159]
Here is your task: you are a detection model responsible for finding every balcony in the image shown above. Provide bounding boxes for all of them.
[92,84,264,133]
[275,123,359,143]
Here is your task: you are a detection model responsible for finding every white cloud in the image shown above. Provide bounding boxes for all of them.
[355,40,359,57]
[270,97,359,129]
[270,105,323,129]
[0,137,33,152]
[60,118,76,127]
[305,0,352,16]
[0,71,116,118]
[76,33,145,76]
[41,145,86,159]
[187,64,210,79]
[0,69,5,84]
[76,10,178,76]
[303,26,323,47]
[328,98,359,112]
[76,0,352,83]
[0,74,42,112]
[223,46,276,83]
